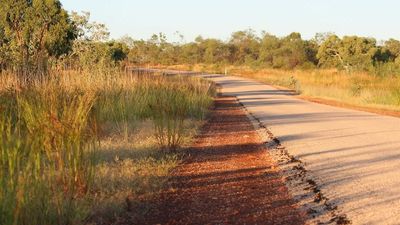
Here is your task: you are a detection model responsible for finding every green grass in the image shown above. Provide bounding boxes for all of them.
[0,84,97,225]
[0,70,214,225]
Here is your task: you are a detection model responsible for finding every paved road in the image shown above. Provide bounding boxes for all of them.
[203,74,400,225]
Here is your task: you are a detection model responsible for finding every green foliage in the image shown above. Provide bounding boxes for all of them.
[127,34,168,65]
[67,41,128,70]
[201,38,231,64]
[70,11,109,42]
[180,42,202,64]
[384,39,400,60]
[255,32,318,69]
[317,35,380,72]
[1,2,400,76]
[0,0,76,75]
[259,33,280,66]
[341,36,377,71]
[123,31,400,76]
[60,12,128,70]
[317,35,345,68]
[126,31,319,69]
[2,1,400,76]
[229,29,260,64]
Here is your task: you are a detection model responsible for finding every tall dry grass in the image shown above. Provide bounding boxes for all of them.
[228,68,400,111]
[0,78,97,225]
[0,70,214,225]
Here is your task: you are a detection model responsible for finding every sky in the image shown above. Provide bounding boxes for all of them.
[61,0,400,42]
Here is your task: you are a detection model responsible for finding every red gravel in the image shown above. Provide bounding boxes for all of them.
[144,96,306,225]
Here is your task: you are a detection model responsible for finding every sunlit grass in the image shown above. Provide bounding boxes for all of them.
[0,70,214,225]
[231,68,400,111]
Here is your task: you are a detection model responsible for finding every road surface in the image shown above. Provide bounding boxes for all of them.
[202,74,400,225]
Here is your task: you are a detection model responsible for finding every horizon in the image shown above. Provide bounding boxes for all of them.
[61,0,400,42]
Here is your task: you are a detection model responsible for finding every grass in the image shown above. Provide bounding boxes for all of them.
[89,119,203,224]
[231,68,400,112]
[165,64,400,112]
[0,69,214,225]
[89,125,180,224]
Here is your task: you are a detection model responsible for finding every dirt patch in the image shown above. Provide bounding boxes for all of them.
[137,96,306,224]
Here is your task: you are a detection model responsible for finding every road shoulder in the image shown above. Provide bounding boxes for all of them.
[143,96,306,224]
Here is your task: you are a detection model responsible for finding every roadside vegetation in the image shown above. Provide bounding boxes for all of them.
[0,70,214,225]
[0,1,214,224]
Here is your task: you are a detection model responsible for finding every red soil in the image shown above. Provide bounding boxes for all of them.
[143,96,306,224]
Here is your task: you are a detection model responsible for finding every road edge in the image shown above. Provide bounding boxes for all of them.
[238,98,351,225]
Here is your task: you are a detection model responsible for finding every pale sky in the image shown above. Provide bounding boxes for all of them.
[61,0,400,42]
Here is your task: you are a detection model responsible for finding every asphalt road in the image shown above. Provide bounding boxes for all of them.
[203,74,400,225]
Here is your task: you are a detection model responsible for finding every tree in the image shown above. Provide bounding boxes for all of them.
[126,33,174,66]
[0,0,76,75]
[261,32,314,69]
[384,39,400,61]
[199,38,230,64]
[180,42,202,64]
[128,40,152,65]
[279,32,310,69]
[317,35,344,68]
[108,42,129,62]
[66,11,129,70]
[258,33,280,67]
[341,36,377,71]
[229,29,260,64]
[304,40,319,67]
[70,11,109,42]
[317,35,378,71]
[313,32,335,45]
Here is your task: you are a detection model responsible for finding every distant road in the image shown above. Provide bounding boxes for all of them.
[204,74,400,224]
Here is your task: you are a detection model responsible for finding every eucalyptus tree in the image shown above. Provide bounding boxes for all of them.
[317,35,344,68]
[0,0,76,76]
[317,35,378,71]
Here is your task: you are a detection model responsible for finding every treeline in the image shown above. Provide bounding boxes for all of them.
[125,31,400,75]
[2,0,400,77]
